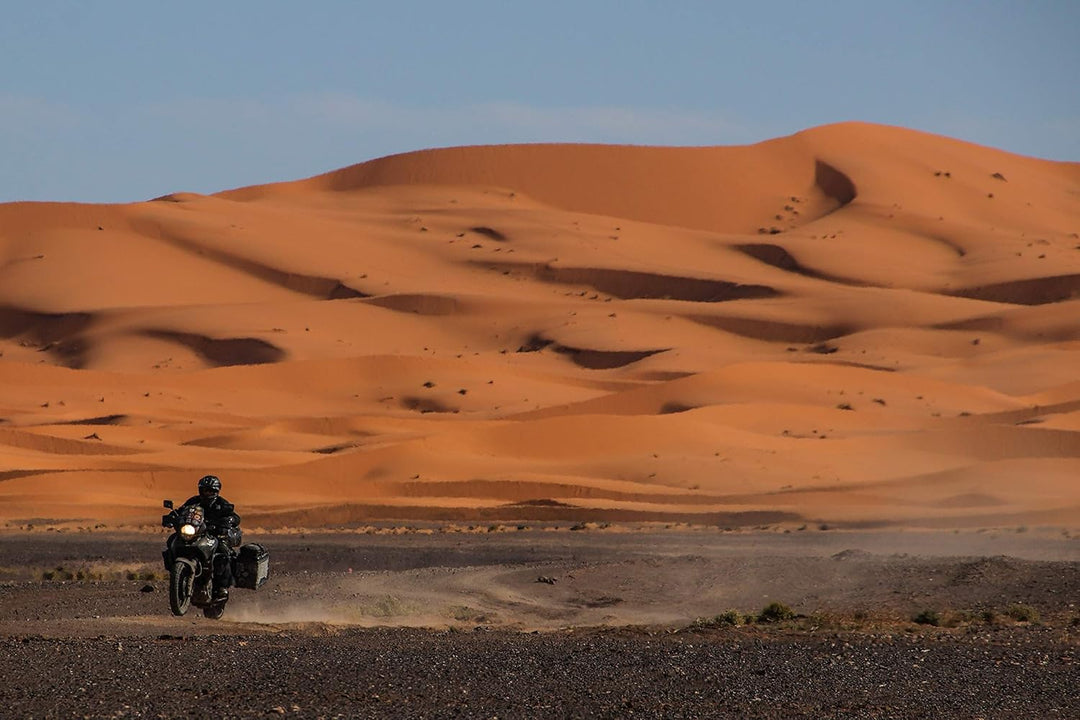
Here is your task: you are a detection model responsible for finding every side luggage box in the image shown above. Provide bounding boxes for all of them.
[234,543,269,589]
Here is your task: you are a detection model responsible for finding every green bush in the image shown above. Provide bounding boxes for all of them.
[693,610,742,628]
[1005,603,1039,623]
[758,602,796,623]
[913,609,940,626]
[944,609,976,627]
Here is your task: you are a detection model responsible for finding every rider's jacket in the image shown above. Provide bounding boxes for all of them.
[182,495,239,537]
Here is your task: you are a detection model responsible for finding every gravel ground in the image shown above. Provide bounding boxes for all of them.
[1,626,1076,719]
[0,527,1076,718]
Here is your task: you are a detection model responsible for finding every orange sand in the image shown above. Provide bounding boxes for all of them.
[1,122,1077,530]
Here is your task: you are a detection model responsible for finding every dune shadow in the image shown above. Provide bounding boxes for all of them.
[141,330,286,367]
[363,294,462,316]
[553,345,668,370]
[948,274,1080,306]
[0,470,49,483]
[54,414,129,426]
[687,314,853,344]
[0,305,95,368]
[481,262,780,302]
[515,333,668,369]
[814,159,857,206]
[936,313,1080,342]
[244,503,800,527]
[135,220,368,300]
[659,402,698,414]
[732,243,870,286]
[311,443,360,455]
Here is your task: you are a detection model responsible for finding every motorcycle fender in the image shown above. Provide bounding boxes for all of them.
[173,557,197,574]
[162,532,180,570]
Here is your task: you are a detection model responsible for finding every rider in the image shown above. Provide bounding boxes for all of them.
[182,474,241,601]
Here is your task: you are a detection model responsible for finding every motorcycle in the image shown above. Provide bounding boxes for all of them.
[161,499,268,619]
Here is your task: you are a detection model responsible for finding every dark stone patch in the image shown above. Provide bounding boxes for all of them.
[517,335,554,353]
[400,397,456,414]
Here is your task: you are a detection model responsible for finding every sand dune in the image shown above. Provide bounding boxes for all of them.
[1,122,1077,529]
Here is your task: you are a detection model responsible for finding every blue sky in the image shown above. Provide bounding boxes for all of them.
[3,1,1077,203]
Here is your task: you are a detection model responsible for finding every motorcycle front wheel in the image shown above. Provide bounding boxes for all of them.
[169,560,195,616]
[203,601,226,620]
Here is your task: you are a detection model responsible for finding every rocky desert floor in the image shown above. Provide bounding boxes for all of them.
[0,525,1076,718]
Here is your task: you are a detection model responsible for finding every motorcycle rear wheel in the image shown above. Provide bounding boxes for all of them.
[169,560,194,616]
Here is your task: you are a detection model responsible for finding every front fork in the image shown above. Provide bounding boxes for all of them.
[163,537,231,600]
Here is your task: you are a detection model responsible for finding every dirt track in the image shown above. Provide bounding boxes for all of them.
[0,526,1077,718]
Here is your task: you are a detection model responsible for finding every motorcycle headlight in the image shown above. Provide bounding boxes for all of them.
[180,523,197,538]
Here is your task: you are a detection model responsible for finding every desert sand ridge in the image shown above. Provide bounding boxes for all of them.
[1,122,1078,530]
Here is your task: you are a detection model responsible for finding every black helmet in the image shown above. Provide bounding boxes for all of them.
[198,475,221,494]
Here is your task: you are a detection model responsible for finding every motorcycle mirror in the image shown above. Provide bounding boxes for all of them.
[163,500,173,509]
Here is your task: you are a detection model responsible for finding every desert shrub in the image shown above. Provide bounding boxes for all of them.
[1005,603,1039,623]
[802,612,842,630]
[693,610,742,628]
[980,609,998,624]
[127,570,162,582]
[449,605,487,622]
[913,609,940,626]
[41,566,76,582]
[758,602,796,623]
[945,609,977,627]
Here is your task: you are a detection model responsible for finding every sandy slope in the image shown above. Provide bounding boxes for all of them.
[1,122,1078,529]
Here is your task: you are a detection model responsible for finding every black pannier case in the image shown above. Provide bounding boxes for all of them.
[233,543,269,589]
